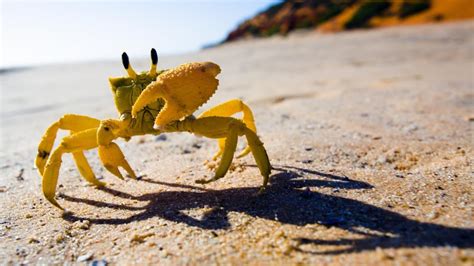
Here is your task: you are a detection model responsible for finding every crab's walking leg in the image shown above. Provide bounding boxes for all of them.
[205,127,270,188]
[72,152,105,187]
[198,99,257,159]
[211,139,226,161]
[196,124,239,184]
[243,127,271,189]
[36,122,60,175]
[165,117,271,188]
[36,114,101,184]
[198,99,257,131]
[43,128,98,209]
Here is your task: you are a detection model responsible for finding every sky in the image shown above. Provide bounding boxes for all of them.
[1,0,280,68]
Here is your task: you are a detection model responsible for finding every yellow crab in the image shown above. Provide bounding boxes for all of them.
[35,49,271,210]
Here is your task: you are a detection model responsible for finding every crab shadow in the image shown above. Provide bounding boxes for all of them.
[62,165,474,254]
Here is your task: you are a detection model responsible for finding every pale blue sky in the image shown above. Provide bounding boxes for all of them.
[1,0,279,68]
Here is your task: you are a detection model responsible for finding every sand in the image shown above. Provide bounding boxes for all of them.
[0,21,473,265]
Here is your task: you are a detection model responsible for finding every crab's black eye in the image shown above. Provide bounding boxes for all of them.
[151,48,158,65]
[121,52,130,69]
[104,126,110,131]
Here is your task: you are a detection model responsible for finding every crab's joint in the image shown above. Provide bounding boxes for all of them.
[121,52,137,79]
[37,150,49,159]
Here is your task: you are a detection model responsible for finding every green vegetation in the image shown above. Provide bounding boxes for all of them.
[264,25,281,36]
[247,25,260,36]
[295,19,315,29]
[399,0,431,18]
[225,0,440,43]
[344,0,391,29]
[318,4,346,24]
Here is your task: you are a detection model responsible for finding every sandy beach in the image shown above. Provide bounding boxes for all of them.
[1,21,473,264]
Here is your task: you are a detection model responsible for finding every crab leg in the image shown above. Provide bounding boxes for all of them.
[164,116,271,188]
[198,99,258,159]
[196,124,239,184]
[243,127,271,189]
[211,139,226,161]
[72,151,105,187]
[208,126,270,188]
[36,121,60,175]
[36,114,100,177]
[198,99,257,131]
[42,128,98,209]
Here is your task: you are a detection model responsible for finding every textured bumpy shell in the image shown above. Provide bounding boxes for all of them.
[148,62,221,126]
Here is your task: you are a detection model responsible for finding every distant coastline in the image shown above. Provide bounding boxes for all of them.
[0,66,31,75]
[221,0,474,44]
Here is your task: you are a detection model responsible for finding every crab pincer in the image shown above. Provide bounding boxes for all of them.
[131,62,221,129]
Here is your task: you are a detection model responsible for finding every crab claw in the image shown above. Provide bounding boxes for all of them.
[98,143,136,180]
[131,62,221,128]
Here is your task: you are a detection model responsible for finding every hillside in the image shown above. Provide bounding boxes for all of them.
[224,0,474,42]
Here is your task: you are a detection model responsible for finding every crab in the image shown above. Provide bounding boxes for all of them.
[35,49,271,210]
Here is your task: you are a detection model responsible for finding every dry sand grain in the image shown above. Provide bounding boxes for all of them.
[0,21,473,265]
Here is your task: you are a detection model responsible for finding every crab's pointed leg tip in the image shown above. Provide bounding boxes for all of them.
[153,124,162,131]
[47,197,64,210]
[61,209,74,217]
[94,181,106,187]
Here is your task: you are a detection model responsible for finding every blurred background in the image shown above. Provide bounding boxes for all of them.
[1,0,278,68]
[3,0,473,69]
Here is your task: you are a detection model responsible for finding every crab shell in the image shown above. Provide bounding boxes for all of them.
[132,62,221,128]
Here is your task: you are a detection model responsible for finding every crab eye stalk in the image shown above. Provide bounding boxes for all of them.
[121,52,137,79]
[149,48,158,76]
